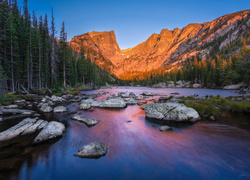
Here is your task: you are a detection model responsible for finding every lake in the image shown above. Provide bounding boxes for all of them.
[1,87,249,180]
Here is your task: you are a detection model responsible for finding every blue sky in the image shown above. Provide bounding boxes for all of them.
[20,0,250,49]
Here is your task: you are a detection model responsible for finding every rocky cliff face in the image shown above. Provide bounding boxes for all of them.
[69,10,250,77]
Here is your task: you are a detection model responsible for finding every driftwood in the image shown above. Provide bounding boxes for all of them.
[46,87,52,94]
[20,84,29,94]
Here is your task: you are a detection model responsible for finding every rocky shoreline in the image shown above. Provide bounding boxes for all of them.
[0,88,249,162]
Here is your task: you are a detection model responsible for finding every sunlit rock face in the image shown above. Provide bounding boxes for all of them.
[69,10,250,77]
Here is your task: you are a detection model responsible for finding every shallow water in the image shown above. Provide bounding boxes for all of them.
[1,87,249,180]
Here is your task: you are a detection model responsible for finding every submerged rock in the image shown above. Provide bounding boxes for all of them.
[145,103,200,122]
[33,121,65,144]
[53,106,67,113]
[91,98,127,109]
[74,142,108,158]
[71,114,100,126]
[159,126,173,131]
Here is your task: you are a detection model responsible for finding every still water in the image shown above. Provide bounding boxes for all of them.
[1,87,249,180]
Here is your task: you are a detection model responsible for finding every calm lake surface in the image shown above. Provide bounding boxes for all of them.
[1,87,250,180]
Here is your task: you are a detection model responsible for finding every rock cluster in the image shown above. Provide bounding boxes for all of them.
[0,118,65,148]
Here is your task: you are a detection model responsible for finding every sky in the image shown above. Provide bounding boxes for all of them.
[19,0,250,49]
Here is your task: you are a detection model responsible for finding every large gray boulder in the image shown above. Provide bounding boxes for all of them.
[33,121,65,144]
[71,114,100,126]
[74,142,108,158]
[91,98,127,109]
[145,103,200,122]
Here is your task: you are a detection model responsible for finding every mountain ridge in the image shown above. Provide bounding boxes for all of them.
[69,9,250,77]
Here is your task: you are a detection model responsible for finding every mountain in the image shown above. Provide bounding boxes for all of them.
[69,10,250,77]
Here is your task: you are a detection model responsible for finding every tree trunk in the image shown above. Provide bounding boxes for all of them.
[51,38,54,86]
[39,41,41,91]
[10,26,14,92]
[30,29,33,89]
[63,58,66,87]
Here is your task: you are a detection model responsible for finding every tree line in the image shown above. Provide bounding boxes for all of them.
[0,0,115,94]
[119,31,250,88]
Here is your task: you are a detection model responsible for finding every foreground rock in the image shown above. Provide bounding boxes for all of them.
[145,103,200,123]
[72,114,100,126]
[74,142,108,158]
[0,118,65,148]
[33,121,65,144]
[53,106,67,113]
[91,98,127,109]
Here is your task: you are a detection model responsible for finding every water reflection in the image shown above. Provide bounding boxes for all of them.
[1,87,249,180]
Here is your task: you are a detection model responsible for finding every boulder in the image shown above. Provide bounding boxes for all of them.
[71,114,100,126]
[33,121,65,144]
[159,126,173,131]
[0,118,37,143]
[40,104,53,113]
[193,84,201,88]
[74,142,108,158]
[223,83,244,90]
[50,95,65,102]
[152,82,166,88]
[62,94,73,100]
[0,118,64,148]
[81,99,94,104]
[4,105,18,109]
[141,92,157,96]
[106,94,117,100]
[79,103,91,110]
[53,106,67,113]
[126,98,138,105]
[144,103,200,122]
[0,109,36,121]
[91,98,127,109]
[129,92,137,98]
[137,101,147,106]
